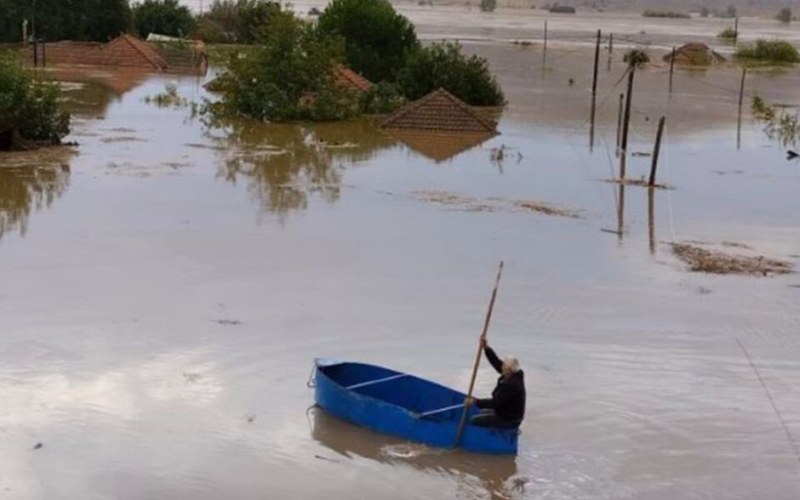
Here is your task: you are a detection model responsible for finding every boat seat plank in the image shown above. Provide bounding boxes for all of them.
[418,403,465,418]
[345,373,408,390]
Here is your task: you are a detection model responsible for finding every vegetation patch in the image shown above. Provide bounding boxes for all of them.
[717,28,737,44]
[751,95,800,147]
[642,11,690,19]
[211,0,504,122]
[0,57,70,151]
[671,242,793,276]
[736,39,800,64]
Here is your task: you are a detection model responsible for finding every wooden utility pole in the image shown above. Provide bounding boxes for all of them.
[616,93,624,154]
[738,67,747,109]
[669,46,676,93]
[649,116,666,187]
[608,33,613,53]
[543,21,548,66]
[737,67,747,150]
[734,17,739,43]
[590,29,601,150]
[620,68,635,179]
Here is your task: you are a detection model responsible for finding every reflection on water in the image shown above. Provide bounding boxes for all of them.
[0,151,73,241]
[212,119,396,216]
[309,407,525,500]
[387,130,497,164]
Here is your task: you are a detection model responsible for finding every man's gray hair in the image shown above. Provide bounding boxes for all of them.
[503,356,521,373]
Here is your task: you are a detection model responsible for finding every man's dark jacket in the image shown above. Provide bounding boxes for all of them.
[475,346,526,423]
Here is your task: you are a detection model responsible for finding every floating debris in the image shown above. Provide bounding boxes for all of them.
[33,443,43,450]
[214,319,244,326]
[412,191,581,218]
[513,200,581,219]
[605,178,671,190]
[670,242,793,276]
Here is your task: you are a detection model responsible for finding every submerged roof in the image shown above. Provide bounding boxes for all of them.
[381,88,498,133]
[333,65,373,94]
[105,34,168,71]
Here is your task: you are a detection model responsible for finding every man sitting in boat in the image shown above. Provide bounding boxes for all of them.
[466,339,526,429]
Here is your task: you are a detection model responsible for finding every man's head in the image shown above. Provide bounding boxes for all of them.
[501,356,521,377]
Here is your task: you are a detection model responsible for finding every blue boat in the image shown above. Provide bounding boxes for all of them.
[312,358,519,455]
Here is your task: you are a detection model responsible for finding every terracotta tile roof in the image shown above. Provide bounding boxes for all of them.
[106,34,168,71]
[388,130,496,163]
[333,65,373,93]
[381,88,498,133]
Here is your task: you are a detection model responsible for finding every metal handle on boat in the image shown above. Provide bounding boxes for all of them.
[306,363,317,388]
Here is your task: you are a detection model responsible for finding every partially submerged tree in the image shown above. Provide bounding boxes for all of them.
[132,0,196,39]
[776,8,792,24]
[0,57,70,150]
[197,0,285,44]
[623,48,650,68]
[318,0,420,83]
[0,0,131,43]
[397,41,504,106]
[211,14,358,122]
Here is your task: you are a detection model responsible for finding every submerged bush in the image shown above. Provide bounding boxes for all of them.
[717,27,737,43]
[642,10,690,19]
[397,41,504,106]
[776,8,792,24]
[480,0,497,12]
[211,14,359,122]
[0,57,70,150]
[736,39,800,63]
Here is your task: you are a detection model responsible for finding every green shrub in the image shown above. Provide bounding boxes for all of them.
[211,15,358,122]
[360,81,405,114]
[397,41,504,106]
[318,0,419,83]
[480,0,497,13]
[736,39,800,63]
[0,57,69,149]
[132,0,196,39]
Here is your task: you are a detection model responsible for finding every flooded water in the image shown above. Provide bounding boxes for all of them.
[2,18,800,500]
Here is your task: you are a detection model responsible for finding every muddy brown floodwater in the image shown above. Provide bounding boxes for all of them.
[2,11,800,500]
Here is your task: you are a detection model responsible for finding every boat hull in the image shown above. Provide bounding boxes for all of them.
[313,359,519,455]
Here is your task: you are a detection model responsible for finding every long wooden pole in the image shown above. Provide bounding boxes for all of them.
[590,29,601,151]
[669,46,676,93]
[737,67,747,150]
[649,116,666,187]
[620,67,635,179]
[542,21,548,67]
[616,93,624,155]
[453,261,505,448]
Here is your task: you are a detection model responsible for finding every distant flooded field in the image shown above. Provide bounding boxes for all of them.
[2,8,800,500]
